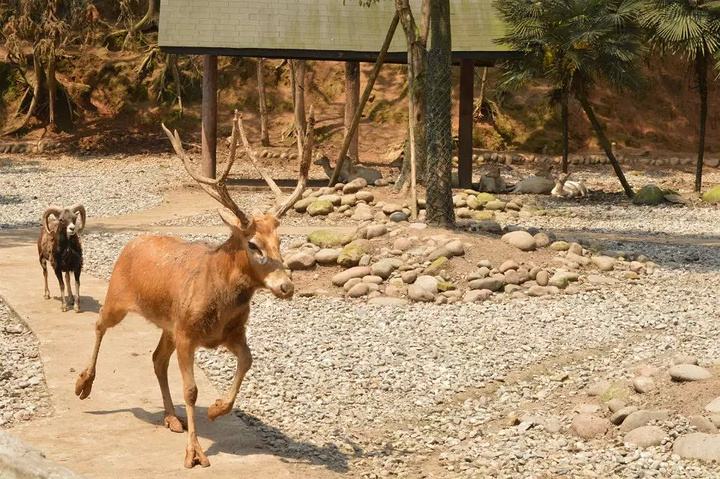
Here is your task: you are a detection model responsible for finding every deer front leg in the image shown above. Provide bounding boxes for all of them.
[176,337,210,468]
[73,269,81,313]
[208,333,252,421]
[152,331,184,433]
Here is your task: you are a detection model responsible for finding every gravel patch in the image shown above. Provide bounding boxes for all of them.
[79,224,720,477]
[0,154,184,229]
[0,298,52,428]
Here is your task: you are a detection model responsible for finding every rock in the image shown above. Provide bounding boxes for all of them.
[468,277,505,292]
[382,203,403,215]
[624,426,665,448]
[607,399,626,413]
[673,433,720,462]
[502,231,536,251]
[570,414,610,439]
[592,256,616,272]
[363,275,384,285]
[347,283,370,298]
[485,200,507,211]
[466,196,481,210]
[526,285,551,297]
[610,406,638,425]
[535,270,550,287]
[414,275,439,294]
[337,239,372,267]
[368,297,408,306]
[475,192,496,204]
[424,256,448,275]
[436,280,455,292]
[285,252,316,270]
[307,230,353,248]
[499,260,519,273]
[633,184,666,205]
[445,240,465,257]
[352,204,375,221]
[702,185,720,203]
[343,178,367,194]
[463,289,493,303]
[340,194,357,206]
[669,364,712,382]
[393,238,413,251]
[331,266,372,286]
[534,232,551,248]
[365,224,388,239]
[318,194,341,206]
[550,241,570,251]
[408,284,435,302]
[371,259,400,279]
[671,354,699,366]
[315,248,340,265]
[632,376,655,393]
[706,398,720,414]
[307,200,334,216]
[389,211,409,222]
[0,430,82,479]
[356,191,374,203]
[503,270,527,286]
[689,415,719,433]
[620,410,670,432]
[587,380,611,397]
[568,242,583,256]
[293,197,314,213]
[401,270,418,284]
[549,271,579,289]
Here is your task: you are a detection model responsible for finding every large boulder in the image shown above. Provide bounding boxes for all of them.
[673,433,720,462]
[632,185,666,205]
[502,231,536,251]
[702,185,720,204]
[624,426,665,448]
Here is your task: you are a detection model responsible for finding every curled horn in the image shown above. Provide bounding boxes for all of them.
[71,204,87,233]
[42,206,63,234]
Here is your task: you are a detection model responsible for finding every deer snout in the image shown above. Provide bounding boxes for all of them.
[264,270,294,299]
[67,223,76,236]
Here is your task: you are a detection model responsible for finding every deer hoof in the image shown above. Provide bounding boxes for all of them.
[184,445,210,468]
[74,303,81,313]
[61,304,68,312]
[164,415,185,433]
[207,399,232,421]
[74,369,95,399]
[43,293,50,300]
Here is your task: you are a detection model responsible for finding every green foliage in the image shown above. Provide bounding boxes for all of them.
[495,0,646,97]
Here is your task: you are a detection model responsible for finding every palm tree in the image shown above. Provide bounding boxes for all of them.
[495,0,644,198]
[638,0,720,192]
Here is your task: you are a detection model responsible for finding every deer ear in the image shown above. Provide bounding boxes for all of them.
[218,209,255,237]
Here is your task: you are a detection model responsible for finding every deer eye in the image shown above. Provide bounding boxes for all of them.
[248,241,264,256]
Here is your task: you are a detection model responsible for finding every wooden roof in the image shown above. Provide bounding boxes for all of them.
[159,0,511,64]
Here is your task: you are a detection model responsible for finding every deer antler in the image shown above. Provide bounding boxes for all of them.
[161,113,252,228]
[235,106,315,218]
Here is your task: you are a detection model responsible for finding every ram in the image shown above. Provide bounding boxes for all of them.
[37,205,86,312]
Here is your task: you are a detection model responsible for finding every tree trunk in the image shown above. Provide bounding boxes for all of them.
[47,46,57,131]
[561,87,569,173]
[291,60,307,138]
[344,61,360,165]
[257,58,270,147]
[395,0,428,188]
[425,0,455,226]
[696,52,708,192]
[577,93,634,198]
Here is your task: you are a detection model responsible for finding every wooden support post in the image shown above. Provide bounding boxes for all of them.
[458,59,474,189]
[202,55,218,179]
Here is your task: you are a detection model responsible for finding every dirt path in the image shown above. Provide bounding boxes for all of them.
[0,186,346,478]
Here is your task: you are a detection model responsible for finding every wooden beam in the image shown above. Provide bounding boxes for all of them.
[202,55,218,178]
[458,59,474,189]
[329,12,400,186]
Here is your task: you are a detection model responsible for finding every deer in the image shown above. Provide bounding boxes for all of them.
[551,172,588,198]
[74,109,314,469]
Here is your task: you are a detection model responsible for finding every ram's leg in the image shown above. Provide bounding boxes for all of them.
[64,272,73,307]
[75,305,127,399]
[40,259,50,299]
[208,326,252,421]
[55,269,67,312]
[176,336,209,468]
[153,331,184,433]
[73,269,81,313]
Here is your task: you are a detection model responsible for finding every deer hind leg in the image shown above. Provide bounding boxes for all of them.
[40,259,50,299]
[153,331,185,433]
[208,329,252,421]
[75,304,127,400]
[176,336,210,468]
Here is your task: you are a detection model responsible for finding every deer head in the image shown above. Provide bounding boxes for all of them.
[161,109,314,300]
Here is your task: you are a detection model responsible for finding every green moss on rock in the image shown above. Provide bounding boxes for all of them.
[702,185,720,204]
[632,185,666,205]
[307,230,353,248]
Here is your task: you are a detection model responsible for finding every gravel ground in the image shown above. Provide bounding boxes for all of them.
[0,154,184,229]
[79,220,720,478]
[0,298,52,429]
